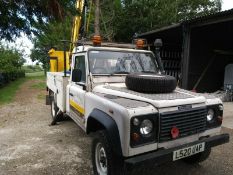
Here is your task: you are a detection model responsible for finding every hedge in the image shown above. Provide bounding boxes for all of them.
[0,70,25,87]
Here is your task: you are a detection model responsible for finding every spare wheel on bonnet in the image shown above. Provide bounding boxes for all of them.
[125,73,177,93]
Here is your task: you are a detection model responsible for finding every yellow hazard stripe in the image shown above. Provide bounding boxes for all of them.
[69,100,85,115]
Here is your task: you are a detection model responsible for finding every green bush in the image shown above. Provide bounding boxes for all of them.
[0,70,25,87]
[0,45,25,87]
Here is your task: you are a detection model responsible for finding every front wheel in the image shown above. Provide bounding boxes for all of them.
[92,130,125,175]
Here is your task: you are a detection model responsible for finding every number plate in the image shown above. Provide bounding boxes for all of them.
[173,142,205,161]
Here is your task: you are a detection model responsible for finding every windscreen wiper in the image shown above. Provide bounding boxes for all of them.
[112,71,130,75]
[141,71,157,74]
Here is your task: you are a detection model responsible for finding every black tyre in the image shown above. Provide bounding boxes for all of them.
[183,148,211,164]
[92,130,125,175]
[125,73,177,93]
[51,97,59,121]
[50,95,63,125]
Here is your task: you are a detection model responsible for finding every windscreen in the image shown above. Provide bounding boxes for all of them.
[88,50,158,74]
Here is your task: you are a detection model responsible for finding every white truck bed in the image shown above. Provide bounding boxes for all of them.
[47,72,70,112]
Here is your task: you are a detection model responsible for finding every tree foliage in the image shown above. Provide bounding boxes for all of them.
[0,45,25,73]
[29,0,222,67]
[0,0,76,40]
[30,18,72,71]
[0,0,222,41]
[109,0,222,41]
[0,45,25,86]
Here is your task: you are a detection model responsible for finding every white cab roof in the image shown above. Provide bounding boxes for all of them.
[72,45,152,54]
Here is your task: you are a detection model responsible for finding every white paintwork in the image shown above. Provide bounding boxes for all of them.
[93,83,206,108]
[85,92,130,156]
[206,98,223,106]
[67,52,88,129]
[47,72,69,112]
[47,45,224,157]
[73,45,152,54]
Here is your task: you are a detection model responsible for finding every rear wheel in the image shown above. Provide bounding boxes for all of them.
[51,98,58,120]
[50,94,63,125]
[183,148,211,164]
[92,130,125,175]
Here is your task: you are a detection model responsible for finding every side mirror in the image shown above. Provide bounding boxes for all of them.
[72,69,82,82]
[154,39,165,74]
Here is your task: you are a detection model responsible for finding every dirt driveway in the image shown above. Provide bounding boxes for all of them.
[0,78,232,175]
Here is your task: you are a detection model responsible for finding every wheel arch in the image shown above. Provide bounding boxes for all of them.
[86,109,123,157]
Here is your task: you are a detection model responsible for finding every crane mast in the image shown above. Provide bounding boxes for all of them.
[70,0,85,53]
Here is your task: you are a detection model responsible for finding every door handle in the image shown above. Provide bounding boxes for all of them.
[69,93,74,96]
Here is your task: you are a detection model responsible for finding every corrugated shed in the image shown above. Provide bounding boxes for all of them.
[138,8,233,37]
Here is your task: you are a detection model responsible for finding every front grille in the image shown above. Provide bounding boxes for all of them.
[159,107,207,142]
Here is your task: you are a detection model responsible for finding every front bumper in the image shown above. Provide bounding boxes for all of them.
[125,133,229,168]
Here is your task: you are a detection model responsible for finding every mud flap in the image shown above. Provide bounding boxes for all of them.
[46,95,51,105]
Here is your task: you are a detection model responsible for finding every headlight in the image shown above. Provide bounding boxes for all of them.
[207,109,215,122]
[140,119,153,136]
[130,114,158,147]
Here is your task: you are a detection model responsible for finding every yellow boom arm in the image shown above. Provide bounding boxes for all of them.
[70,0,85,52]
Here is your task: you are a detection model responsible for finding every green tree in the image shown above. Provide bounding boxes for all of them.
[30,18,72,72]
[99,0,122,41]
[30,0,222,68]
[0,45,25,73]
[0,0,76,40]
[103,0,222,41]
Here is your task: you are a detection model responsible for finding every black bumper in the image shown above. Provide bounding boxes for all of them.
[125,133,229,167]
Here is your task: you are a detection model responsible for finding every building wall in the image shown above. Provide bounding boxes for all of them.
[188,21,233,92]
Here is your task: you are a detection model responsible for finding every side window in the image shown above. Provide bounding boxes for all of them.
[73,55,86,82]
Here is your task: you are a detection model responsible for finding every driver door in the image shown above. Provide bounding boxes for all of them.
[69,54,87,129]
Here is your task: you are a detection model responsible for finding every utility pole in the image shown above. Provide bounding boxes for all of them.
[94,0,100,35]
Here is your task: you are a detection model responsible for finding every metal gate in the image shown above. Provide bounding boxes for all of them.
[161,50,181,81]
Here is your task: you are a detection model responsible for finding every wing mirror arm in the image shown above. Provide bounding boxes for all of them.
[154,39,165,74]
[75,82,86,90]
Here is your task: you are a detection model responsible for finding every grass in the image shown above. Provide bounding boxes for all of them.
[37,93,45,100]
[31,82,46,90]
[28,71,46,90]
[0,78,26,105]
[26,71,45,79]
[0,72,46,105]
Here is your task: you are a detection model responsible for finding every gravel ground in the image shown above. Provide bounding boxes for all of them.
[0,79,232,175]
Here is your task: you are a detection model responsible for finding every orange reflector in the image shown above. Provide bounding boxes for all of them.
[136,39,145,49]
[132,133,140,142]
[218,116,223,124]
[92,35,102,46]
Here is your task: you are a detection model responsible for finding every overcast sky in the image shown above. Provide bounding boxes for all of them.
[5,0,233,65]
[222,0,233,10]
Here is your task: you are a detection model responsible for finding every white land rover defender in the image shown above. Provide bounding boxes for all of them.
[46,39,229,175]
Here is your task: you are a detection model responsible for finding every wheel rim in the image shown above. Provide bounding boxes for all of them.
[51,100,56,118]
[95,142,108,175]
